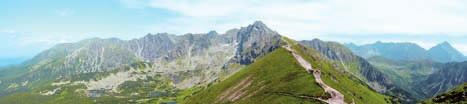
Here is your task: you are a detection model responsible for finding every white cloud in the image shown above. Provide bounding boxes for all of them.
[11,32,124,48]
[119,0,152,9]
[129,0,467,55]
[115,0,467,55]
[452,44,467,56]
[15,34,72,47]
[132,0,467,37]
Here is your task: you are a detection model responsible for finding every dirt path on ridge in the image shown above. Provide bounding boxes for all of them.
[283,45,345,104]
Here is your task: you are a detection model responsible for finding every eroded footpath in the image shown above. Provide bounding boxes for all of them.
[283,45,345,104]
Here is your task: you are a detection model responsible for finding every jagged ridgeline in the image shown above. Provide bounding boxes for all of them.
[345,41,467,101]
[0,21,400,104]
[0,21,284,103]
[184,39,391,104]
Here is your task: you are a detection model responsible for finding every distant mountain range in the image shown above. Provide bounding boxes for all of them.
[345,41,467,100]
[346,41,467,63]
[427,42,467,63]
[300,39,415,102]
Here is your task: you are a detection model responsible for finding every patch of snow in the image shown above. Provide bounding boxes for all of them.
[40,87,61,96]
[21,81,28,86]
[7,83,18,89]
[52,81,71,86]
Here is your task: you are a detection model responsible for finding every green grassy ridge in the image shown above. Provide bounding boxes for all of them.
[290,43,392,104]
[183,48,328,104]
[299,39,418,103]
[423,83,467,104]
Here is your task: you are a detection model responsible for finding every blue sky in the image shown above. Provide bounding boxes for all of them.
[1,0,467,66]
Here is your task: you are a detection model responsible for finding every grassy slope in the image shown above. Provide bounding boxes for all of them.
[291,43,391,104]
[183,48,328,104]
[185,42,391,104]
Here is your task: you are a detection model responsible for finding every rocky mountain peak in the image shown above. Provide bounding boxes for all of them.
[207,30,218,36]
[311,38,322,42]
[375,41,383,44]
[143,33,171,40]
[429,41,459,54]
[252,21,267,27]
[427,41,465,62]
[246,21,273,33]
[231,21,282,64]
[434,41,453,49]
[237,21,278,40]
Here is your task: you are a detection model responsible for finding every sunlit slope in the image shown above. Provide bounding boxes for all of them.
[290,41,391,104]
[185,43,391,104]
[184,48,328,104]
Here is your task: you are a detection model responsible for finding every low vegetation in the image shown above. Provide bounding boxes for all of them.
[423,83,466,104]
[291,42,392,104]
[184,48,328,104]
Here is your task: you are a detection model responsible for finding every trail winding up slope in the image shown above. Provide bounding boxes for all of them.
[284,45,345,104]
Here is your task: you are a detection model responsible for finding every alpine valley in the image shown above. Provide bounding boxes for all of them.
[0,21,465,104]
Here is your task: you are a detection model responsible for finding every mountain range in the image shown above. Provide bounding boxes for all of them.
[345,41,467,63]
[0,21,464,104]
[345,41,467,100]
[300,39,415,102]
[0,21,282,102]
[427,42,467,63]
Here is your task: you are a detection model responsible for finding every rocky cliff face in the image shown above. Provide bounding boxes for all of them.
[416,61,467,98]
[127,33,176,62]
[232,21,282,65]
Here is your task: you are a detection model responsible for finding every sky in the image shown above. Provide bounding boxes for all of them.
[1,0,467,66]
